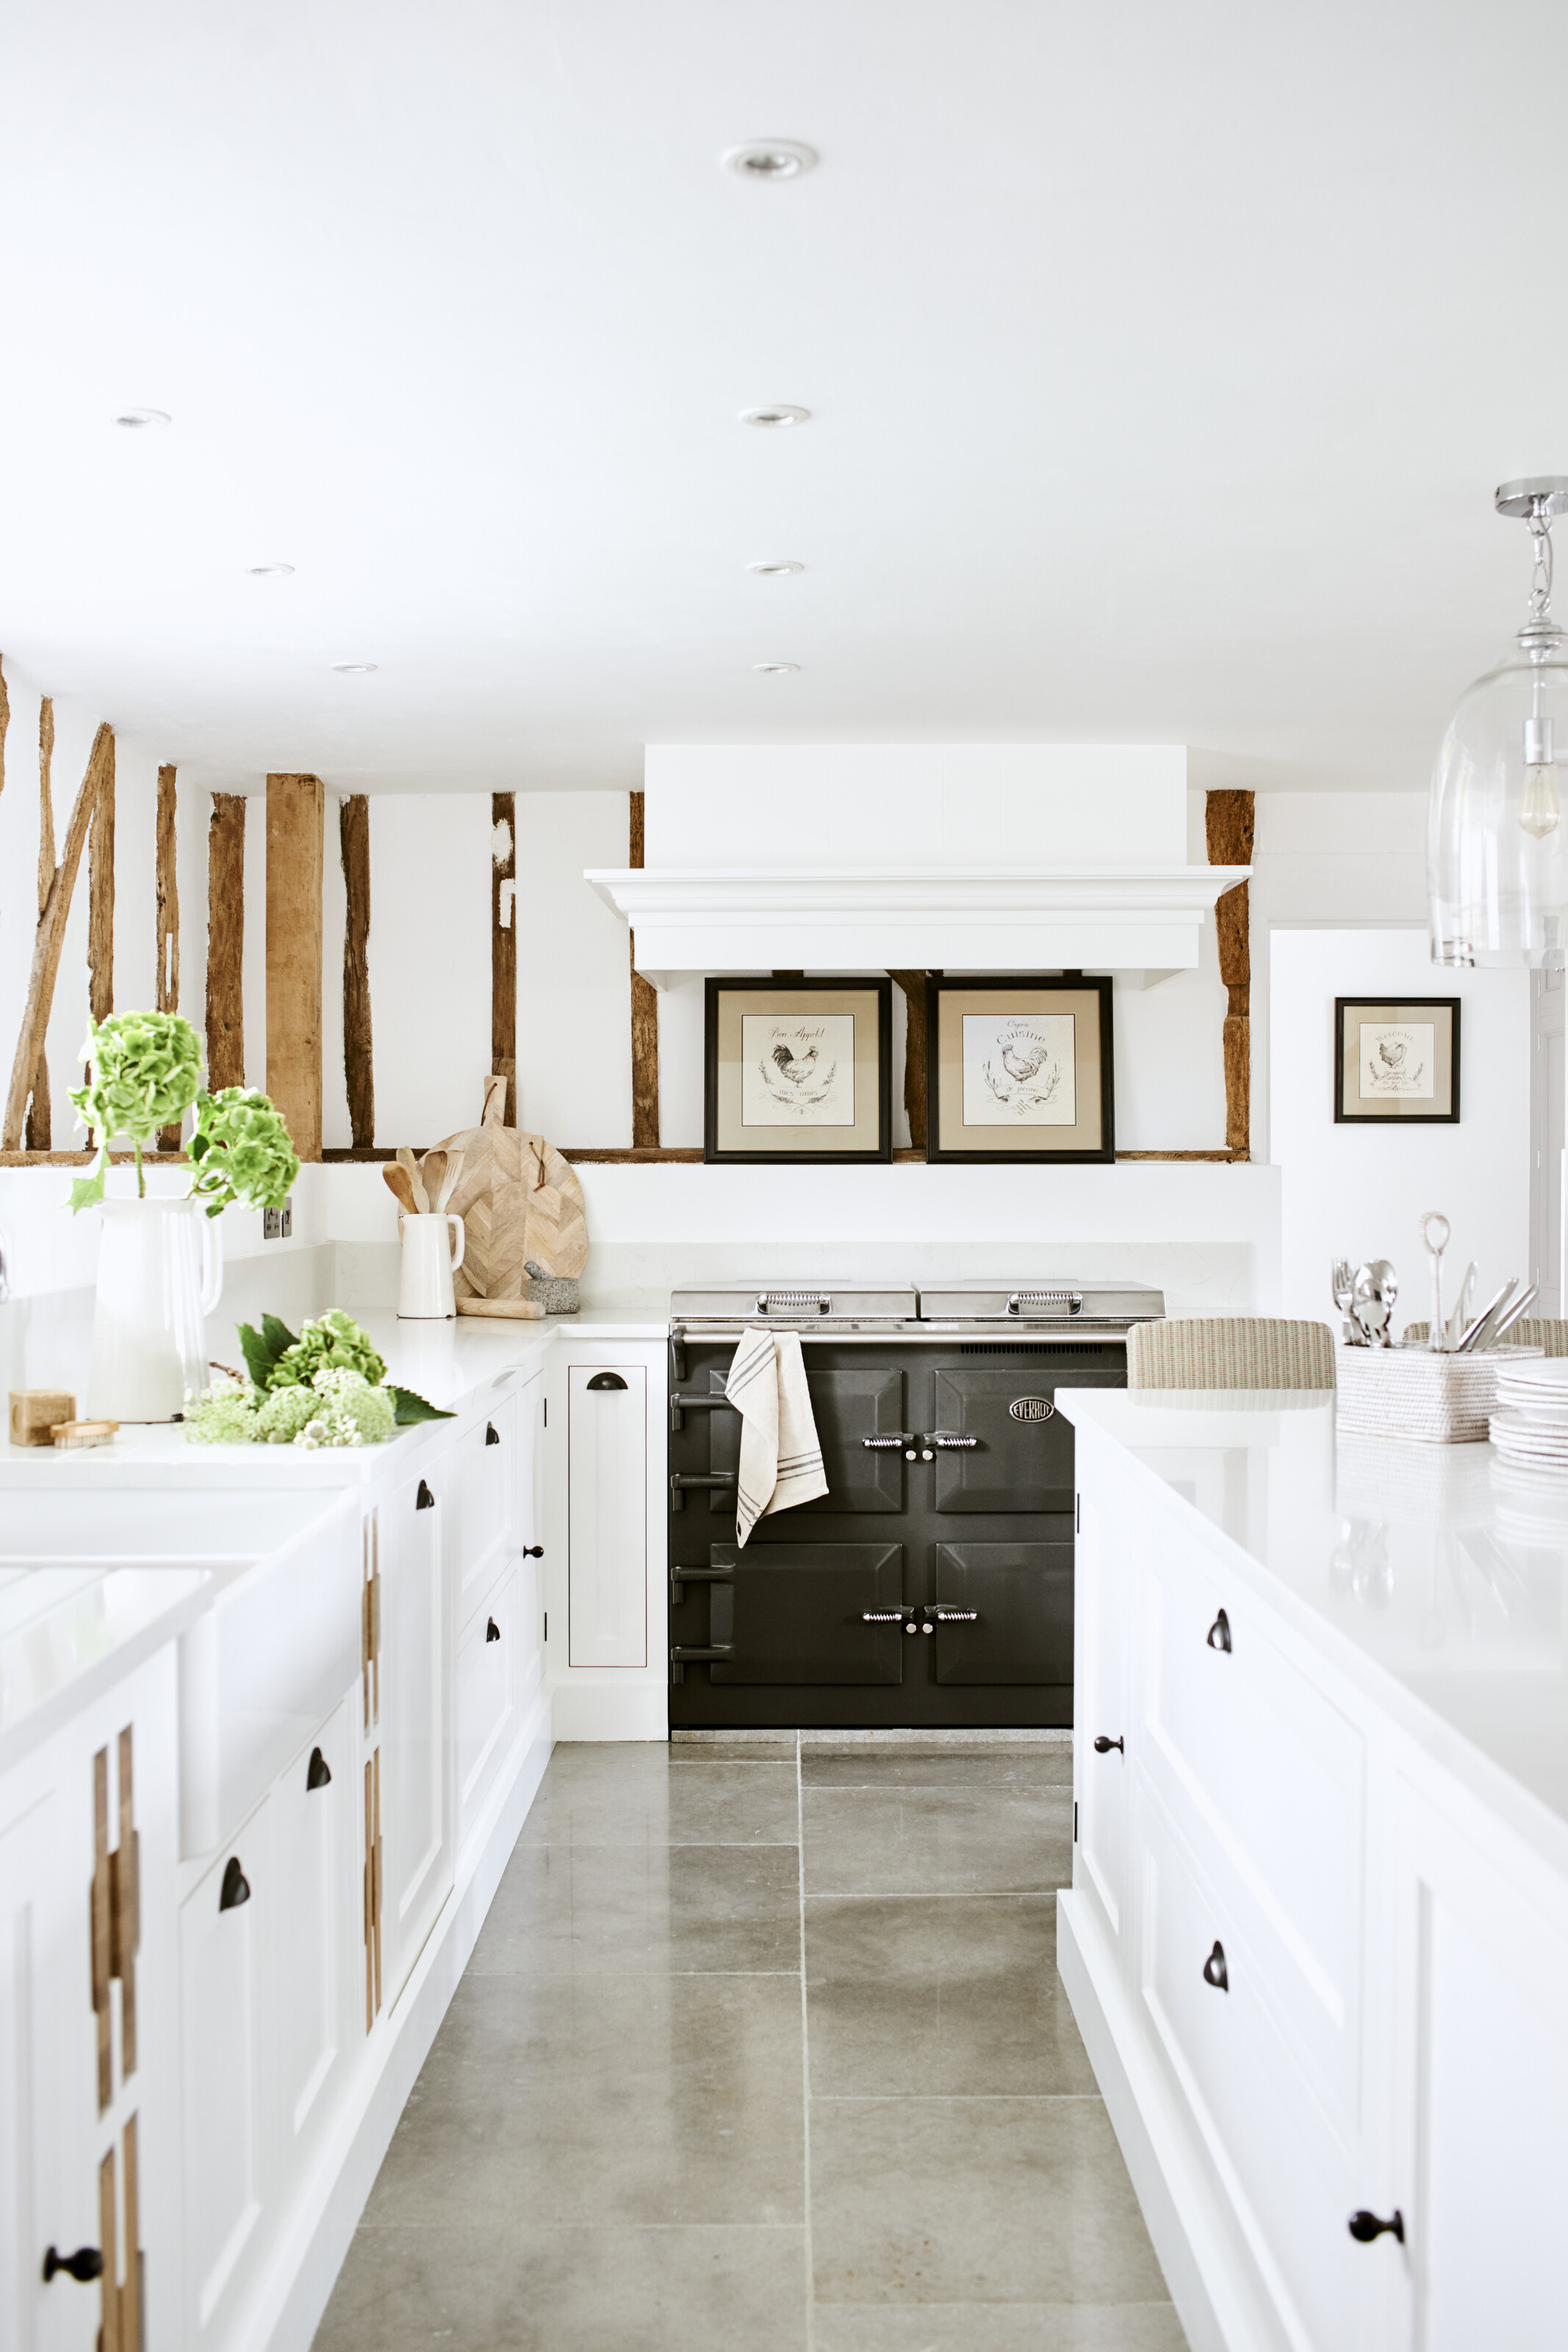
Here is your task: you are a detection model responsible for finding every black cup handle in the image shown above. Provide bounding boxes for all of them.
[1206,1609,1232,1652]
[417,1479,435,1510]
[220,1856,251,1912]
[486,1617,500,1643]
[485,1422,500,1446]
[1202,1940,1229,1991]
[306,1746,331,1790]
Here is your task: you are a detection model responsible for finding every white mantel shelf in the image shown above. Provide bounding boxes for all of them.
[584,864,1251,988]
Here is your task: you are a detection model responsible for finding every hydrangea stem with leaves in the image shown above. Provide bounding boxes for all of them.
[68,1011,205,1210]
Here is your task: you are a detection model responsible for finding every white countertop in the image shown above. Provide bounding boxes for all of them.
[0,1293,668,1488]
[1059,1388,1568,1874]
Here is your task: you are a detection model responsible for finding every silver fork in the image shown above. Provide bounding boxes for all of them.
[1331,1257,1361,1343]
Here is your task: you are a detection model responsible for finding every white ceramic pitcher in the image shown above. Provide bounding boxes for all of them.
[398,1211,465,1319]
[87,1197,224,1421]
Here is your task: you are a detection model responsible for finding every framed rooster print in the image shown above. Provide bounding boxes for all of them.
[1334,996,1460,1123]
[705,977,892,1164]
[925,975,1115,1163]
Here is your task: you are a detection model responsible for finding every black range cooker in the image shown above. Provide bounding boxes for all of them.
[667,1280,1164,1730]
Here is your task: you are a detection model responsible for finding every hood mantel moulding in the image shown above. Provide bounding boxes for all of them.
[584,864,1251,991]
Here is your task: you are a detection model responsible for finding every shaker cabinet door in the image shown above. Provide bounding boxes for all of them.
[1073,1475,1132,1950]
[1390,1780,1568,2352]
[262,1697,361,2188]
[379,1460,453,2007]
[568,1365,647,1666]
[180,1809,271,2348]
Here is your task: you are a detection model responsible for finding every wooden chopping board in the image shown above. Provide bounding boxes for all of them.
[433,1076,589,1304]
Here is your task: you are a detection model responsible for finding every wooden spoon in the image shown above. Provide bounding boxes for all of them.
[396,1146,429,1213]
[434,1147,465,1213]
[383,1161,420,1216]
[421,1150,448,1215]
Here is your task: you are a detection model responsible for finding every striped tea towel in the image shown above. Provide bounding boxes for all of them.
[727,1327,829,1546]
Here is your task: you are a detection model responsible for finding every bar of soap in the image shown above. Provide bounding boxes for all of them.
[51,1419,120,1451]
[9,1389,77,1446]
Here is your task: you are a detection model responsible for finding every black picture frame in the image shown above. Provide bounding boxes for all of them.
[1334,997,1461,1125]
[703,977,893,1164]
[924,975,1116,1164]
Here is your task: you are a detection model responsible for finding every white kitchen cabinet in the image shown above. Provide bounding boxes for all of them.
[450,1393,514,1624]
[378,1455,454,2006]
[1,1646,179,2352]
[567,1363,647,1666]
[456,1560,519,1848]
[1073,1480,1132,1953]
[181,1805,270,2348]
[512,1369,542,1560]
[1389,1778,1568,2351]
[262,1693,362,2193]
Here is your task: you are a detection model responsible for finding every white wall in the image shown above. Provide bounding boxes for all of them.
[644,744,1190,867]
[515,791,633,1147]
[367,795,492,1146]
[1270,928,1530,1328]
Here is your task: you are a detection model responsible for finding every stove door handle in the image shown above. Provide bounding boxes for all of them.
[929,1607,979,1622]
[926,1432,979,1449]
[861,1433,915,1449]
[860,1608,914,1624]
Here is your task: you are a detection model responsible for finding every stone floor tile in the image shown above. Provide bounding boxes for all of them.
[519,1754,799,1848]
[813,2302,1187,2351]
[469,1839,802,1976]
[802,1785,1072,1896]
[806,1894,1096,2096]
[314,2221,809,2352]
[810,2096,1170,2306]
[802,1747,1074,1790]
[360,1971,803,2228]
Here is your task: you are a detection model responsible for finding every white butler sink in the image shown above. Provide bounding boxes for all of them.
[0,1487,362,1855]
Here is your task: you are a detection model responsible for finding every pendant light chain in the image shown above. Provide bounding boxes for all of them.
[1529,503,1555,621]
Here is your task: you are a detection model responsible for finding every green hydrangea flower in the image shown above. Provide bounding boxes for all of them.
[255,1385,323,1445]
[187,1089,301,1219]
[68,1011,206,1211]
[270,1310,387,1393]
[184,1380,263,1444]
[311,1369,397,1444]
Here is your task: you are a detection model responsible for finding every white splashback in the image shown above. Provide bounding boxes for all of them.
[643,745,1190,869]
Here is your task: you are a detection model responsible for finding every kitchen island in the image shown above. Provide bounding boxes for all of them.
[1057,1388,1568,2352]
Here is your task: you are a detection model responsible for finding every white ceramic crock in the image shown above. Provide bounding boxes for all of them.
[86,1196,224,1421]
[398,1212,465,1319]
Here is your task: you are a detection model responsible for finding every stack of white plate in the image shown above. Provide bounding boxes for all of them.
[1490,1358,1568,1469]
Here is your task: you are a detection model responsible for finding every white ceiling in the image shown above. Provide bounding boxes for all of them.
[1,0,1564,797]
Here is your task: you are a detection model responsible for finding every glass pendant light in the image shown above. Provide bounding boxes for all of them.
[1430,476,1568,967]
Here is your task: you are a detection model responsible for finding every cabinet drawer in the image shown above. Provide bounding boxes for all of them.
[1137,1790,1374,2352]
[452,1397,514,1620]
[456,1563,519,1846]
[568,1364,647,1667]
[1140,1514,1365,2126]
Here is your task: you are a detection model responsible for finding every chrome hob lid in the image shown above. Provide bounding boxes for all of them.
[668,1280,1163,1330]
[669,1284,919,1325]
[915,1280,1165,1327]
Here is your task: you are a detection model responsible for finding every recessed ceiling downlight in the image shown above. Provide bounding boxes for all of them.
[248,564,295,576]
[115,408,170,429]
[722,139,816,181]
[753,662,800,675]
[331,662,378,675]
[748,559,805,576]
[741,405,810,429]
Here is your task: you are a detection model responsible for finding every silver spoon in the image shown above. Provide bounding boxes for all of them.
[1419,1212,1450,1352]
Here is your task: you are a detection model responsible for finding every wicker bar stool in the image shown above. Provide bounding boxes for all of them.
[1127,1317,1337,1391]
[1400,1317,1568,1355]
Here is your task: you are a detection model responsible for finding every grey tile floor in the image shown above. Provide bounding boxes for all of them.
[314,1740,1186,2352]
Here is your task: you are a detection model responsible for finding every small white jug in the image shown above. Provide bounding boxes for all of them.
[398,1212,465,1319]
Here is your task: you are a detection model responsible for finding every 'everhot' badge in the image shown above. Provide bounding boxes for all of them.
[1009,1396,1054,1423]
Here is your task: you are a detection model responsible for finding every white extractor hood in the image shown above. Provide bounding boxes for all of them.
[586,745,1249,989]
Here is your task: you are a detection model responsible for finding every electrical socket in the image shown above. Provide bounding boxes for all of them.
[263,1198,293,1241]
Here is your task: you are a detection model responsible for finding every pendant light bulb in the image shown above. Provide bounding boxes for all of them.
[1520,757,1560,839]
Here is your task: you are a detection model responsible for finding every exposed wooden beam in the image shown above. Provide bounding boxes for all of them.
[887,971,929,1154]
[629,789,659,1148]
[206,795,246,1090]
[339,795,375,1148]
[266,772,325,1161]
[1206,789,1255,1158]
[155,765,181,1147]
[25,699,55,1148]
[3,724,115,1149]
[492,791,517,1125]
[87,731,115,1025]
